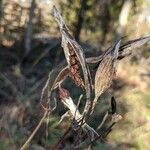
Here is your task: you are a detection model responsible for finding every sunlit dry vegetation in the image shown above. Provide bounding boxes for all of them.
[0,0,150,150]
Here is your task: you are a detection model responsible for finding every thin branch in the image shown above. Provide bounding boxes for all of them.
[73,94,83,121]
[51,126,72,150]
[20,109,49,150]
[58,111,70,125]
[97,111,109,130]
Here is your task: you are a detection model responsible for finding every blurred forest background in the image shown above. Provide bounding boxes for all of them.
[0,0,150,149]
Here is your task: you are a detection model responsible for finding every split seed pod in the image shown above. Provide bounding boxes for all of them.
[67,43,84,87]
[52,6,92,115]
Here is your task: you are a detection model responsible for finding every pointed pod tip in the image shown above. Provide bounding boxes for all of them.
[51,5,57,17]
[112,39,122,59]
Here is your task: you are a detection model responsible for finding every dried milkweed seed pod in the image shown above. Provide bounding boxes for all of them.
[52,6,92,115]
[91,40,121,113]
[94,56,115,97]
[86,36,150,64]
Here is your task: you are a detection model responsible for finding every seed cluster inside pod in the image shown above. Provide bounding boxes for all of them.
[67,42,84,87]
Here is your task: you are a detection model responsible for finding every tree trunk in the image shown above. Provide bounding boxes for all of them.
[116,0,132,39]
[99,0,112,43]
[24,0,36,55]
[0,0,3,44]
[74,0,87,42]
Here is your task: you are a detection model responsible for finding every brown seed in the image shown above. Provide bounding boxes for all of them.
[69,57,77,65]
[73,64,79,70]
[70,67,78,75]
[67,42,84,88]
[74,74,84,86]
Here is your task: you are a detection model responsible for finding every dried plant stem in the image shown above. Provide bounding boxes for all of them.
[83,124,99,137]
[91,96,99,114]
[51,126,72,150]
[97,111,109,130]
[59,87,99,138]
[74,132,105,149]
[20,109,49,150]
